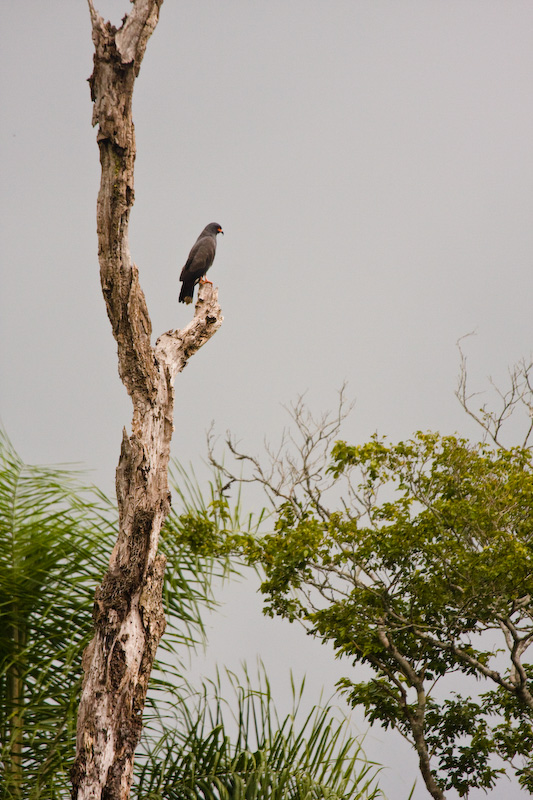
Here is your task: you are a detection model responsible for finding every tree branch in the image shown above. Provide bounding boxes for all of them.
[116,0,163,70]
[456,337,533,449]
[155,283,223,380]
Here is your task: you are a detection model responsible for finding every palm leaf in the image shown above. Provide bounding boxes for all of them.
[0,438,225,797]
[135,665,383,800]
[0,430,113,798]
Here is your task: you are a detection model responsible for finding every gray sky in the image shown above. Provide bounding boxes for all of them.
[1,2,533,797]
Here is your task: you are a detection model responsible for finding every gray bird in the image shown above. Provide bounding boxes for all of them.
[179,222,224,304]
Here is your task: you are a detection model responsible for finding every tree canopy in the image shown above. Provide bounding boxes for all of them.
[210,368,533,799]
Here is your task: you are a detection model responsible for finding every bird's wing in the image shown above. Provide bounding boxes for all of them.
[180,236,216,281]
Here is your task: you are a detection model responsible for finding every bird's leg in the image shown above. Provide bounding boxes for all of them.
[199,277,213,285]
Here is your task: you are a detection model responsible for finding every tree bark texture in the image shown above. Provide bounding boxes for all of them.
[71,3,223,798]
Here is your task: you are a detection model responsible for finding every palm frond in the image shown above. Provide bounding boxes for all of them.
[136,664,383,800]
[0,430,114,798]
[0,437,223,798]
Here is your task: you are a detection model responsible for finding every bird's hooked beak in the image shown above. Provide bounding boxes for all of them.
[218,227,224,235]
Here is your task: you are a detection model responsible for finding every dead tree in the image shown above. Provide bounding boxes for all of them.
[71,2,223,797]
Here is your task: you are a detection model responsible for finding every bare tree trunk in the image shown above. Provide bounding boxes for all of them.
[71,3,223,798]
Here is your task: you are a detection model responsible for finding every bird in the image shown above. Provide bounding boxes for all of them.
[178,222,224,304]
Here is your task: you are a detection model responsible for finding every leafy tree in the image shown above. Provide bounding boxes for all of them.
[0,433,382,800]
[211,367,533,799]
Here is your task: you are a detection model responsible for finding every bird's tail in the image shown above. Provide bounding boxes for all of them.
[179,281,195,304]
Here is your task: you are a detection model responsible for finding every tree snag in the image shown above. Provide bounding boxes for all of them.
[71,3,223,798]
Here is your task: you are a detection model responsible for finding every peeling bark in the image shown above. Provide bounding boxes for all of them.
[71,2,223,798]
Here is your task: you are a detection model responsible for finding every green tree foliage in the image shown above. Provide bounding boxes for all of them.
[214,386,533,799]
[0,433,381,800]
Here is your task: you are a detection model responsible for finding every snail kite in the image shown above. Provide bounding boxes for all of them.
[179,222,224,304]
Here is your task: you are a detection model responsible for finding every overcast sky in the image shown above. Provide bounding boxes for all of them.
[1,2,533,797]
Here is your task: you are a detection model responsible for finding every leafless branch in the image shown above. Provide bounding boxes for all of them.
[208,386,354,522]
[456,336,533,449]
